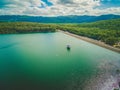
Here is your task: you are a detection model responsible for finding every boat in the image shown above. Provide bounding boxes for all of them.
[67,45,71,50]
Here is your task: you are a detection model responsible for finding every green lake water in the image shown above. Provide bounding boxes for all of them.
[0,32,120,90]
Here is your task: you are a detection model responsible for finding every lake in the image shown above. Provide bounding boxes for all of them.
[0,32,120,90]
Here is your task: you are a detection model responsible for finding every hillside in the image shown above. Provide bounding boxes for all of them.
[0,14,120,23]
[0,22,56,34]
[57,19,120,47]
[78,19,120,30]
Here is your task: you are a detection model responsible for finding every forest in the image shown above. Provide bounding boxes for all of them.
[0,19,120,47]
[0,22,56,34]
[57,19,120,47]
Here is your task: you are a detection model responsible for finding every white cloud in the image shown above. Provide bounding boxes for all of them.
[0,0,120,16]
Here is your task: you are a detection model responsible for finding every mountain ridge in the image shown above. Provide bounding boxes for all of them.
[0,14,120,23]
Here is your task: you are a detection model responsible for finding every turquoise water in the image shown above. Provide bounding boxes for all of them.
[0,32,120,90]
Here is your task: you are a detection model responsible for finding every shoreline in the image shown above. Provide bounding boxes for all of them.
[59,30,120,53]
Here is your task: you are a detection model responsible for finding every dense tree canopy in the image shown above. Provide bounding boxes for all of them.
[0,22,56,34]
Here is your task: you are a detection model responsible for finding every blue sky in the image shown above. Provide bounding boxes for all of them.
[42,0,53,6]
[100,0,120,7]
[0,0,120,16]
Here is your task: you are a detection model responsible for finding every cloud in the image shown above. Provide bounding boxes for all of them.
[0,0,120,16]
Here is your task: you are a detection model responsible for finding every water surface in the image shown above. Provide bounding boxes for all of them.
[0,32,120,90]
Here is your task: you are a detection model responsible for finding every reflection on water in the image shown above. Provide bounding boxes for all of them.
[0,32,120,90]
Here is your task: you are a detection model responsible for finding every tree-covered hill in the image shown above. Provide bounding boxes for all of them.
[57,19,120,46]
[0,22,56,34]
[78,19,120,30]
[0,14,120,23]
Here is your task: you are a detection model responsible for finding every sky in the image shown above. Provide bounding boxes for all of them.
[0,0,120,16]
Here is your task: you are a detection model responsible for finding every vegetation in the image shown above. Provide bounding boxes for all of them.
[0,15,120,23]
[57,19,120,46]
[0,22,56,34]
[0,18,120,47]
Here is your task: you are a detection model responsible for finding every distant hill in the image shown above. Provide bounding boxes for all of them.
[0,14,120,23]
[78,18,120,30]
